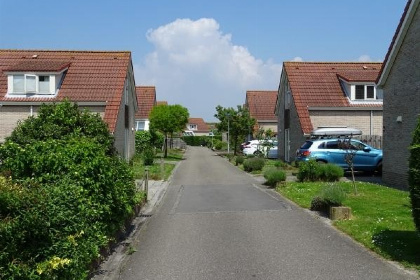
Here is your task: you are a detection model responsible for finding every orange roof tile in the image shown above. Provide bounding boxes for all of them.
[245,90,277,121]
[284,62,382,134]
[135,86,156,119]
[188,118,210,132]
[0,49,132,132]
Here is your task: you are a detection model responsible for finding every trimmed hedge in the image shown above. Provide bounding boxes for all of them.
[297,159,343,182]
[263,168,286,187]
[243,157,265,172]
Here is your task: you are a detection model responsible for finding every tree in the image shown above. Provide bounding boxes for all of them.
[149,104,189,158]
[214,105,256,155]
[409,115,420,232]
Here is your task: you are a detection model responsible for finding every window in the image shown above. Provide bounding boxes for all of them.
[353,85,376,100]
[189,124,197,130]
[136,121,145,131]
[10,74,52,94]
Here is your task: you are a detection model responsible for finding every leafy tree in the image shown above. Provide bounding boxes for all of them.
[149,104,189,158]
[409,116,420,232]
[214,105,255,155]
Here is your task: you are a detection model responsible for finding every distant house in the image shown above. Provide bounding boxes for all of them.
[245,90,278,137]
[377,0,420,190]
[275,62,383,162]
[0,49,137,160]
[135,86,156,131]
[186,118,210,136]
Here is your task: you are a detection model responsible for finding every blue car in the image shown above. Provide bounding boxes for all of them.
[296,138,382,174]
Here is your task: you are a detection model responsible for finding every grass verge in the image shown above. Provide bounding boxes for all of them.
[276,181,420,274]
[132,149,184,180]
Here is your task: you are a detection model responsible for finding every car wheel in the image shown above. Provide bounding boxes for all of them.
[376,162,382,175]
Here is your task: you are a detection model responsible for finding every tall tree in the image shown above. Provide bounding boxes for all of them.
[214,105,256,155]
[149,104,189,158]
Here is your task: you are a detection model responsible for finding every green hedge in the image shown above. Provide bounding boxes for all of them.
[0,101,137,279]
[182,135,222,147]
[243,157,265,172]
[297,159,343,182]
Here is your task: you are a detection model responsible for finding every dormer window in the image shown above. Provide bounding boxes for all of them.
[189,124,197,130]
[4,59,70,97]
[10,74,52,94]
[355,85,375,100]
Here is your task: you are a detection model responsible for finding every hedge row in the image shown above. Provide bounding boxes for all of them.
[0,101,137,279]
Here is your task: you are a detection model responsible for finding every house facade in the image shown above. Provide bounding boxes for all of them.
[245,90,278,137]
[276,62,383,162]
[0,50,138,160]
[377,0,420,190]
[186,118,210,136]
[135,86,156,131]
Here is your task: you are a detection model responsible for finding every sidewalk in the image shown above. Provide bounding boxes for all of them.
[91,179,170,280]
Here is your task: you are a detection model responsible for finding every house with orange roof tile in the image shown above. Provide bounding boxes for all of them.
[276,62,383,162]
[135,86,156,131]
[377,0,420,190]
[0,49,138,160]
[186,118,210,136]
[245,90,278,137]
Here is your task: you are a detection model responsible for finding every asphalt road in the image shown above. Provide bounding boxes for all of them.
[118,146,418,280]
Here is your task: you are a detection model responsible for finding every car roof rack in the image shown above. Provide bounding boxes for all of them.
[310,126,362,139]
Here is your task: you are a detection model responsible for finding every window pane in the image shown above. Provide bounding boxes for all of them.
[26,75,36,92]
[136,121,145,131]
[39,76,50,93]
[355,85,364,100]
[366,86,374,99]
[13,75,24,92]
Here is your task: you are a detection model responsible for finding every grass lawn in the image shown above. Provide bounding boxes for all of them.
[132,148,184,180]
[276,181,420,274]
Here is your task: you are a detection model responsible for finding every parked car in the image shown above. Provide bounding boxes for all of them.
[267,146,278,159]
[295,138,382,173]
[243,140,277,156]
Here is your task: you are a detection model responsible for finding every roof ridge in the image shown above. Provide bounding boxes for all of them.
[284,61,382,64]
[0,49,131,54]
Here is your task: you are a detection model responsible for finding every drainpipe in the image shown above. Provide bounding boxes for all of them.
[370,110,373,136]
[30,105,34,117]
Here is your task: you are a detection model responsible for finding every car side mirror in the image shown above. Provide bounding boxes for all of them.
[363,147,371,152]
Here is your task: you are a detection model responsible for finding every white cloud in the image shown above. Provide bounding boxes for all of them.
[134,18,282,121]
[357,55,373,62]
[292,56,303,62]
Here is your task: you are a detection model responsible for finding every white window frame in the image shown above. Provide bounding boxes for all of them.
[189,124,198,130]
[351,84,377,101]
[8,74,55,95]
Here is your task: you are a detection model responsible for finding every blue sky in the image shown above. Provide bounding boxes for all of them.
[0,0,407,121]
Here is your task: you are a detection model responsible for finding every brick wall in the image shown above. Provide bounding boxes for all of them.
[310,110,383,137]
[0,105,105,143]
[382,5,420,190]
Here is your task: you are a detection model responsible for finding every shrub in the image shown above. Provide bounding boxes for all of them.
[263,168,286,187]
[274,160,287,169]
[317,163,344,182]
[6,100,115,155]
[142,148,155,166]
[135,131,153,155]
[409,115,420,232]
[310,183,347,213]
[297,159,320,182]
[235,155,245,166]
[243,157,265,172]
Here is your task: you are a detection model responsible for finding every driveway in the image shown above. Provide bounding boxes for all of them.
[117,146,417,280]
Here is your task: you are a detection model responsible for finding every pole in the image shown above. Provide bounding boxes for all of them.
[145,167,149,201]
[227,117,230,154]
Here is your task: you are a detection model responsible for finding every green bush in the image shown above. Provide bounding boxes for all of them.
[297,159,320,182]
[6,101,115,155]
[297,159,343,182]
[142,148,155,166]
[310,183,347,213]
[409,115,420,232]
[243,157,265,172]
[274,160,287,169]
[235,155,245,166]
[317,163,344,182]
[263,168,286,187]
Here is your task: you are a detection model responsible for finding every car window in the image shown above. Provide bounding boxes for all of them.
[300,141,313,149]
[326,141,339,149]
[317,142,326,149]
[350,140,366,150]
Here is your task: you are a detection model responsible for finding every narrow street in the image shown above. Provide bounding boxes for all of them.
[119,146,416,280]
